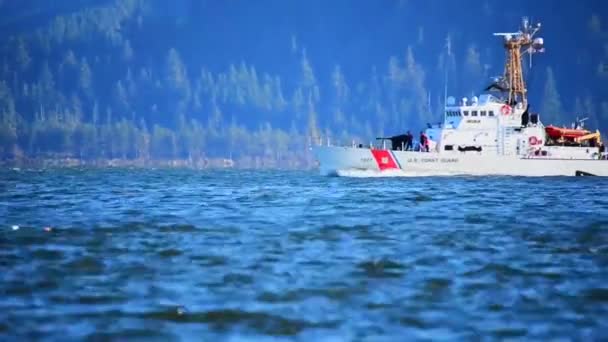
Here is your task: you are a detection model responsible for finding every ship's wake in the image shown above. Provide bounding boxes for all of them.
[334,169,461,178]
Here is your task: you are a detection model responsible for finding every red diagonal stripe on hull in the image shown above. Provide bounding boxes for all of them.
[370,149,398,170]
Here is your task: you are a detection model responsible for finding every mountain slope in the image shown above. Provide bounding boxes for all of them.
[0,0,606,166]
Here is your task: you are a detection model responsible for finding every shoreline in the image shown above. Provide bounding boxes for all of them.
[0,156,317,170]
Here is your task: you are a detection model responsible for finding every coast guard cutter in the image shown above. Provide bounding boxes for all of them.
[313,18,608,176]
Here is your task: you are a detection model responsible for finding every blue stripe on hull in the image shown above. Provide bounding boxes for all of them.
[389,150,403,169]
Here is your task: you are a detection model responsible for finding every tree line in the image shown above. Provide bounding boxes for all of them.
[0,0,606,166]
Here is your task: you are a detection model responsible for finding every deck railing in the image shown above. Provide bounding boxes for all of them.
[310,135,383,149]
[310,135,434,152]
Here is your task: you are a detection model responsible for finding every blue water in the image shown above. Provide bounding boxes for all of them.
[1,169,607,340]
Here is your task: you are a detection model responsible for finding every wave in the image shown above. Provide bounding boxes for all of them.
[335,169,412,178]
[335,168,461,177]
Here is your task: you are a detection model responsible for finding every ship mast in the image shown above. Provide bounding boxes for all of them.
[493,18,544,109]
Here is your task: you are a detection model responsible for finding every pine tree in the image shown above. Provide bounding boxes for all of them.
[63,50,77,66]
[584,95,596,128]
[70,94,83,123]
[39,62,55,93]
[78,58,93,98]
[300,50,319,103]
[273,76,286,110]
[464,44,482,94]
[331,65,349,127]
[307,95,318,141]
[0,81,17,129]
[15,38,31,71]
[601,102,608,130]
[113,80,129,115]
[300,50,316,88]
[574,97,584,116]
[404,46,429,129]
[388,56,402,84]
[540,67,563,125]
[292,88,305,121]
[589,14,601,34]
[92,101,100,125]
[123,40,134,62]
[208,101,222,132]
[165,48,191,116]
[166,48,188,90]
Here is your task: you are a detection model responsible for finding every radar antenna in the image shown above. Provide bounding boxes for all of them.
[493,17,544,108]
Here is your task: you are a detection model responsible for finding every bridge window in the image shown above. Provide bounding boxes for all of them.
[489,110,495,116]
[481,110,487,116]
[463,111,469,116]
[472,111,478,116]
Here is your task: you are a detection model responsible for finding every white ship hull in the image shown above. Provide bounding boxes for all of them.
[313,146,608,177]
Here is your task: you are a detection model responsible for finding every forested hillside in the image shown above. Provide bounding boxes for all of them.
[0,0,606,167]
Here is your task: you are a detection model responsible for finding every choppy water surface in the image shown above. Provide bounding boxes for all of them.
[1,168,607,340]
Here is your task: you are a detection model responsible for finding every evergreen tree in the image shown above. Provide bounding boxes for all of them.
[123,39,134,62]
[113,80,129,115]
[404,46,429,129]
[540,67,563,125]
[165,48,191,116]
[78,57,93,98]
[273,76,287,110]
[301,50,316,88]
[70,93,83,123]
[166,48,188,91]
[331,65,349,127]
[307,95,319,141]
[15,38,31,71]
[574,97,584,116]
[601,102,608,130]
[584,95,596,128]
[388,56,402,84]
[464,44,482,95]
[300,50,319,103]
[39,62,55,93]
[589,14,601,34]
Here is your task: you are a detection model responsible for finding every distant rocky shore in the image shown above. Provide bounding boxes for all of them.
[0,155,316,170]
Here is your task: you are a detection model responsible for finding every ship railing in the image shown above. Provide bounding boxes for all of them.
[311,134,437,152]
[310,135,384,149]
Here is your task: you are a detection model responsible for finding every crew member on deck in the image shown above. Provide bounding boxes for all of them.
[420,131,429,152]
[405,131,413,151]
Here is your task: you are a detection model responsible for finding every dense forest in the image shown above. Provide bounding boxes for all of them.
[0,0,606,168]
